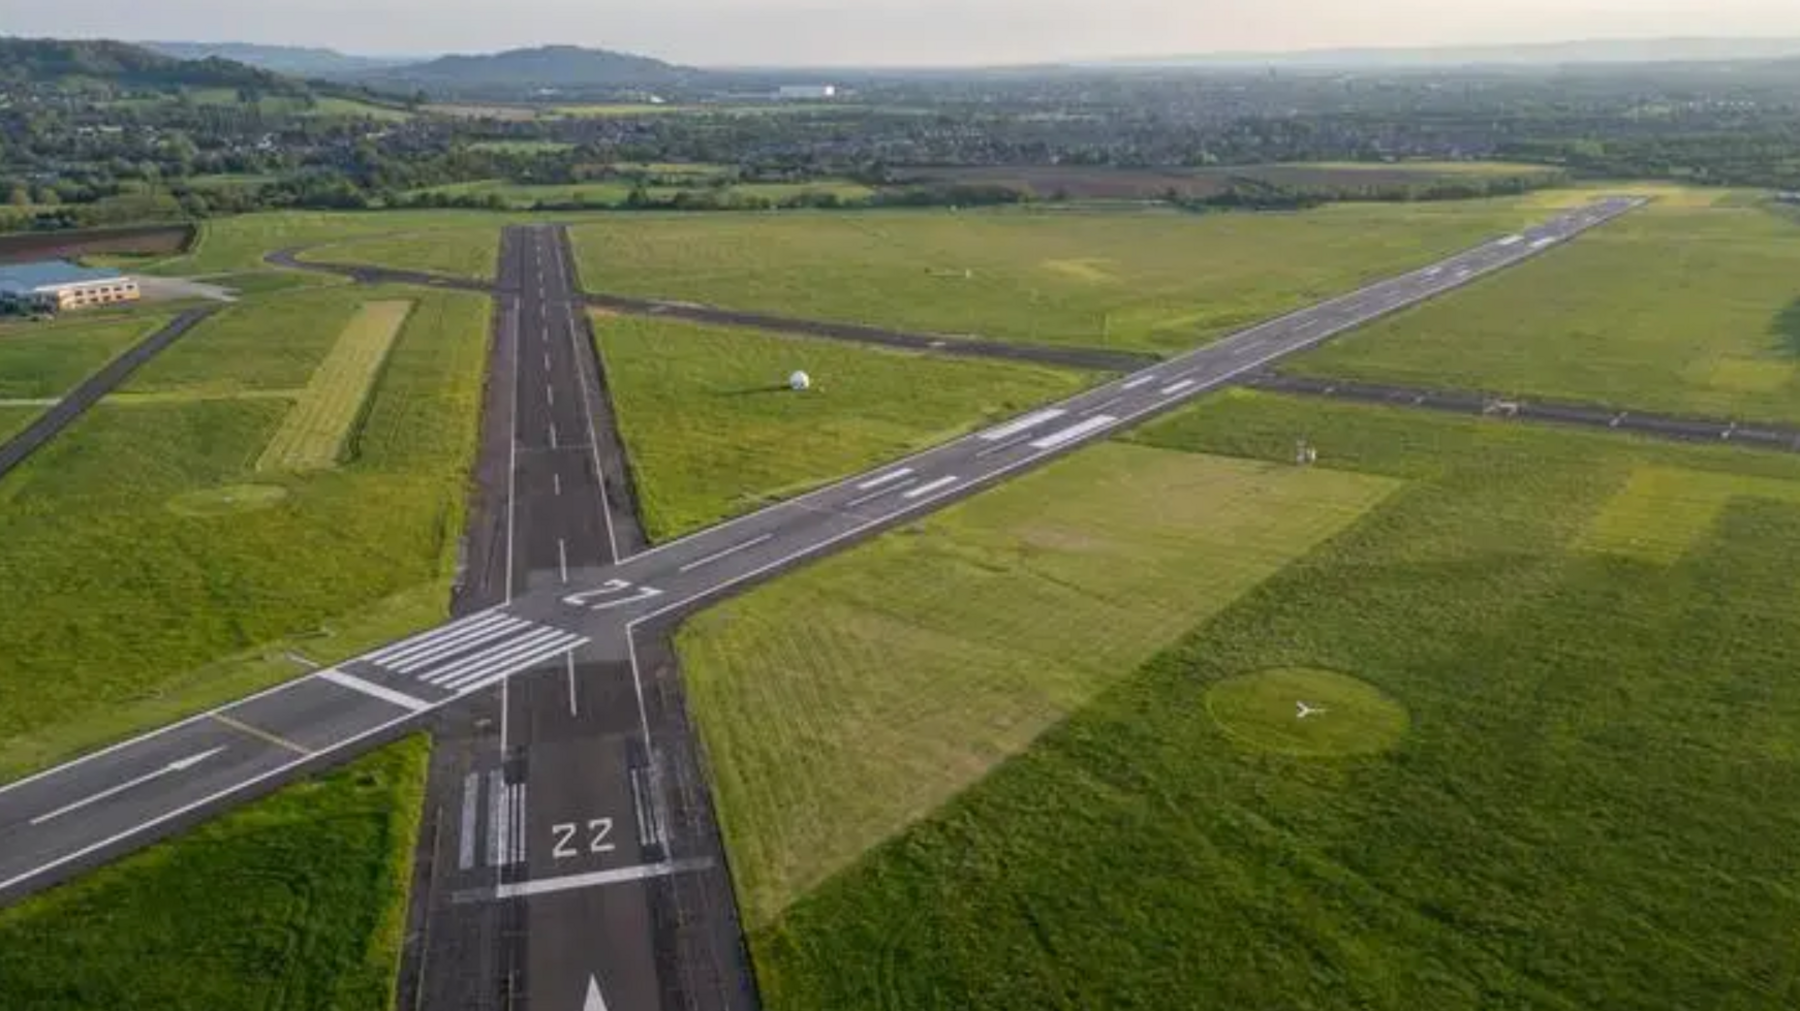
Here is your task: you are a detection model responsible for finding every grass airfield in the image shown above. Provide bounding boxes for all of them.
[719,390,1800,1010]
[11,180,1800,1010]
[1295,187,1800,422]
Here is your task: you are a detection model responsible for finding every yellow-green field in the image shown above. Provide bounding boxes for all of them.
[571,200,1554,354]
[678,442,1398,925]
[258,300,412,472]
[1294,187,1800,421]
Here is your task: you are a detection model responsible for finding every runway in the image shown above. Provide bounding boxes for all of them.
[0,196,1643,1009]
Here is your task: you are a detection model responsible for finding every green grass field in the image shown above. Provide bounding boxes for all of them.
[1292,188,1800,422]
[0,405,41,441]
[0,314,168,399]
[678,441,1399,926]
[596,315,1098,539]
[299,226,503,281]
[732,389,1800,1010]
[407,178,874,211]
[0,738,428,1011]
[571,200,1552,355]
[258,300,412,472]
[146,210,510,277]
[0,288,488,779]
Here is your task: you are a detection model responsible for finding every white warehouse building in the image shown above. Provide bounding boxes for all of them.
[776,84,838,100]
[0,261,140,313]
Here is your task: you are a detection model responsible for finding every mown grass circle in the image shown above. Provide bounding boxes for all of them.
[1206,668,1408,757]
[168,484,290,518]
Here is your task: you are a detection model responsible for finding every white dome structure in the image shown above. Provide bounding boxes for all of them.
[788,370,812,392]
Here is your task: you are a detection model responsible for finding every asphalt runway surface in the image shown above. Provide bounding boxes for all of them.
[397,226,755,1011]
[0,196,1641,1007]
[269,246,1156,374]
[0,306,217,479]
[1248,372,1800,451]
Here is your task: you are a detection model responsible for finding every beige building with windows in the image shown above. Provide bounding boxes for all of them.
[0,261,140,313]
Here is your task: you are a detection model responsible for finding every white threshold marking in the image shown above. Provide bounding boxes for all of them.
[489,770,505,868]
[903,475,959,500]
[367,610,505,664]
[1030,414,1118,450]
[491,857,716,900]
[855,467,914,491]
[459,772,479,871]
[382,615,527,672]
[317,669,433,711]
[1119,374,1159,391]
[426,629,586,691]
[678,533,775,573]
[1160,379,1198,397]
[566,650,580,717]
[978,408,1066,442]
[29,747,226,826]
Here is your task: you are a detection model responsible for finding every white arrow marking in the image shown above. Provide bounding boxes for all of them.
[587,586,664,612]
[584,976,609,1011]
[562,579,632,607]
[30,747,227,826]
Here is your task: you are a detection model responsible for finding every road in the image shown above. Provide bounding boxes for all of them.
[0,306,217,479]
[1248,372,1800,451]
[0,196,1642,1008]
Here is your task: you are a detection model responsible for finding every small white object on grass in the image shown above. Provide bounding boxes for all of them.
[789,370,812,392]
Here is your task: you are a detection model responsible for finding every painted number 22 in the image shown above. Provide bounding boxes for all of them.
[551,818,616,859]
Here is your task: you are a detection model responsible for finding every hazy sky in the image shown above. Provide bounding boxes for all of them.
[10,0,1800,66]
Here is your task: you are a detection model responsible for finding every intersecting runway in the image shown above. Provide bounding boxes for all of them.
[0,196,1645,1010]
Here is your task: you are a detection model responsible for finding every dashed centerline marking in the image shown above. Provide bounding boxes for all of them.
[903,475,960,499]
[855,467,914,491]
[678,533,775,573]
[1160,379,1198,397]
[846,477,918,507]
[1030,415,1118,450]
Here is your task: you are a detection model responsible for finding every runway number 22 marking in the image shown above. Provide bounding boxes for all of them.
[562,579,664,612]
[551,818,617,860]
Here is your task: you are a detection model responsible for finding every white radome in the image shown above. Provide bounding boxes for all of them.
[788,370,812,391]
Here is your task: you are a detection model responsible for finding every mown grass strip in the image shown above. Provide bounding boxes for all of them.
[677,442,1399,926]
[258,300,412,472]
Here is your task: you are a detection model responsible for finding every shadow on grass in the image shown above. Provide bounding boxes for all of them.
[716,383,800,397]
[1771,298,1800,358]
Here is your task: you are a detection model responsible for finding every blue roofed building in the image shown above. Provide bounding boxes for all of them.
[0,260,140,313]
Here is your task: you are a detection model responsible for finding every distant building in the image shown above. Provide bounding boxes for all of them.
[776,84,838,100]
[0,261,140,313]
